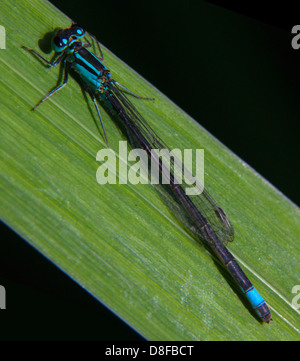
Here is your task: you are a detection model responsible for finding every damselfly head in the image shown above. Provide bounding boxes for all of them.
[52,24,86,52]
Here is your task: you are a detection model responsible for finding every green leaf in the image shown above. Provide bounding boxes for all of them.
[1,0,299,340]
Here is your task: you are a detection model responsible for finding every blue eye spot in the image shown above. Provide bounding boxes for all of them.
[62,38,67,44]
[76,29,82,34]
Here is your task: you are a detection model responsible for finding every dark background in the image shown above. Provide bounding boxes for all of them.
[1,0,299,340]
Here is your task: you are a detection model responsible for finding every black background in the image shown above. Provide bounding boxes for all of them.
[1,0,299,340]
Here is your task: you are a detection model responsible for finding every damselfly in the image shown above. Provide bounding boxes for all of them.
[22,24,272,323]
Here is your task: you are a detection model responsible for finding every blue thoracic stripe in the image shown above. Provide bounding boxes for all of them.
[245,287,265,309]
[76,54,99,76]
